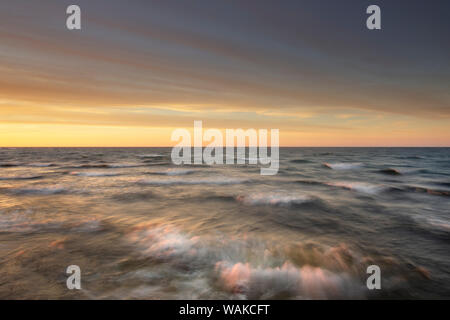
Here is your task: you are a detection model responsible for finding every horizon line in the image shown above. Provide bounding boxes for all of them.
[1,146,449,148]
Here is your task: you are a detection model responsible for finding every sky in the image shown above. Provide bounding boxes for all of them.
[0,0,449,147]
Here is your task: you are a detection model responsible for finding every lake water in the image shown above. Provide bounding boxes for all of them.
[0,147,448,299]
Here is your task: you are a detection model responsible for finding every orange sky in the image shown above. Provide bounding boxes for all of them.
[1,1,449,147]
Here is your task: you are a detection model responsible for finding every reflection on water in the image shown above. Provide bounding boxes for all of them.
[0,147,449,299]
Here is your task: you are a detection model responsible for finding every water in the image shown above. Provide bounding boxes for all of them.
[0,147,449,299]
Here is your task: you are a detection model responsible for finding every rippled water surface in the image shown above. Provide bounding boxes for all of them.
[0,147,449,299]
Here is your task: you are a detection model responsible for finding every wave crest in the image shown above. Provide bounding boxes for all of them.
[236,193,314,207]
[125,223,367,299]
[215,261,359,299]
[138,177,247,186]
[70,171,121,177]
[324,163,363,170]
[327,181,386,195]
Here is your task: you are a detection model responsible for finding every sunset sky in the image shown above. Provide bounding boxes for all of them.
[0,0,449,147]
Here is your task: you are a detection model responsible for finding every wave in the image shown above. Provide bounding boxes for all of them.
[201,194,237,202]
[126,223,202,265]
[434,181,450,188]
[0,212,101,234]
[295,179,388,195]
[69,219,103,233]
[142,160,172,166]
[0,212,62,233]
[146,169,196,176]
[178,163,213,168]
[0,163,55,168]
[403,185,450,197]
[290,159,312,164]
[236,193,314,207]
[137,177,248,186]
[294,179,325,186]
[406,168,446,176]
[27,163,56,167]
[314,152,333,156]
[65,163,141,169]
[63,164,110,169]
[108,163,142,168]
[138,154,166,158]
[6,186,68,195]
[395,155,424,160]
[0,175,44,181]
[426,218,450,230]
[409,216,450,242]
[125,223,366,299]
[378,168,402,176]
[0,163,20,167]
[236,157,265,163]
[112,191,157,202]
[214,261,359,299]
[323,162,363,170]
[70,171,121,177]
[424,218,450,238]
[326,181,386,195]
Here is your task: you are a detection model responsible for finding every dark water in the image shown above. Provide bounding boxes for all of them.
[0,147,449,299]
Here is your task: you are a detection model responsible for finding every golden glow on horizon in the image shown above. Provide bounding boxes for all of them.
[1,122,449,147]
[1,4,449,148]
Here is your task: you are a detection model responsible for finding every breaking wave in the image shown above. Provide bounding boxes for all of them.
[215,261,359,299]
[125,223,367,299]
[236,193,315,207]
[326,181,386,195]
[323,162,363,170]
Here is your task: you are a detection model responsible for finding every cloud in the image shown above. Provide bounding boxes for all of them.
[0,0,449,146]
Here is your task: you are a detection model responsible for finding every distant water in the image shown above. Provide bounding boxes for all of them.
[0,147,449,299]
